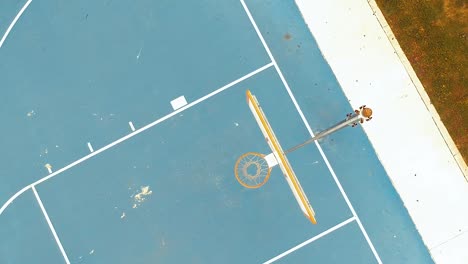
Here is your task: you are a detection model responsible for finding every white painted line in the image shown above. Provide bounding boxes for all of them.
[170,95,188,110]
[128,121,136,131]
[264,153,278,168]
[32,186,71,264]
[239,1,382,262]
[0,186,31,215]
[285,46,385,263]
[263,217,356,264]
[87,142,94,152]
[0,0,33,48]
[0,62,274,216]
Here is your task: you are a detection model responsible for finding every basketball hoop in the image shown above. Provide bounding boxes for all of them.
[234,152,271,189]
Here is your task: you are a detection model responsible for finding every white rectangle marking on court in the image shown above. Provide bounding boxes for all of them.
[128,121,136,131]
[170,95,188,110]
[87,142,94,152]
[264,153,278,168]
[32,186,71,264]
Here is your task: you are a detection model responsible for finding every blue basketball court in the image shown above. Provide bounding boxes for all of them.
[0,0,433,263]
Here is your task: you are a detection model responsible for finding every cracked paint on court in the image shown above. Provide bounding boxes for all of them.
[131,186,152,208]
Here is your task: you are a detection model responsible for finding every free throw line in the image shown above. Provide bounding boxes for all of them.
[0,62,274,216]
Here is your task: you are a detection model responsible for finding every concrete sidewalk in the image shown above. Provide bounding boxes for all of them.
[296,0,468,263]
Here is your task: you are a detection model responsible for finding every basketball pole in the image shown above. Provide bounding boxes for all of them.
[284,106,372,154]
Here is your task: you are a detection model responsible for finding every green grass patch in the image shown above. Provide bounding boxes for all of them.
[375,0,468,162]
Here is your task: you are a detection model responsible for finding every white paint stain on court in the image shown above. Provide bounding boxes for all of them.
[91,112,115,121]
[39,148,49,157]
[131,186,152,208]
[214,174,223,190]
[27,110,35,117]
[45,164,52,174]
[134,186,152,202]
[136,48,142,59]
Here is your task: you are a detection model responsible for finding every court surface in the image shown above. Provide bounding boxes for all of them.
[0,0,434,263]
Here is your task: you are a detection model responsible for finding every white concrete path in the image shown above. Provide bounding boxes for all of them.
[296,1,468,263]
